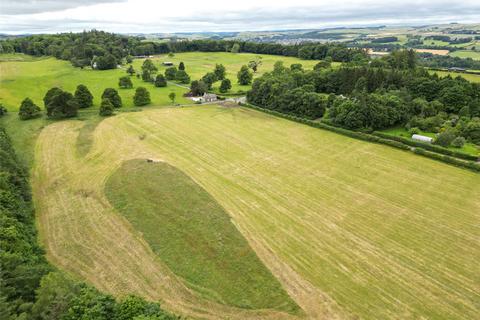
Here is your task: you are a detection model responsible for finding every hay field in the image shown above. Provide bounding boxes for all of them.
[32,105,480,319]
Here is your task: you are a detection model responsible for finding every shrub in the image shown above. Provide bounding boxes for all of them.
[133,87,151,106]
[408,127,420,135]
[434,129,456,147]
[178,62,185,70]
[74,84,93,108]
[0,103,8,117]
[99,98,114,116]
[451,136,466,148]
[18,98,41,120]
[118,76,133,89]
[101,88,122,108]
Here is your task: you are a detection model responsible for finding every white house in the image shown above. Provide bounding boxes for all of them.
[412,134,433,143]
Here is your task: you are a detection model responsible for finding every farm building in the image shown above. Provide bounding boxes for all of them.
[412,134,433,143]
[448,67,467,72]
[162,62,174,66]
[203,93,217,102]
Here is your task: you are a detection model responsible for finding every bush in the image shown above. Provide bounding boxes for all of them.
[133,87,151,106]
[74,84,93,108]
[451,136,466,148]
[434,129,456,147]
[408,127,420,135]
[101,88,122,108]
[0,104,7,117]
[118,76,133,89]
[18,98,41,120]
[99,98,114,116]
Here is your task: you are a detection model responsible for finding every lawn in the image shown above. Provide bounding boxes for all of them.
[449,50,480,60]
[380,126,480,156]
[30,105,480,320]
[0,52,321,110]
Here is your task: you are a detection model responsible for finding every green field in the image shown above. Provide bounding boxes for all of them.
[429,69,480,83]
[449,50,480,60]
[105,159,299,313]
[0,52,320,110]
[380,126,480,156]
[27,105,480,319]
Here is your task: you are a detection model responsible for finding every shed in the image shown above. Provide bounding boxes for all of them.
[412,134,433,143]
[162,62,174,66]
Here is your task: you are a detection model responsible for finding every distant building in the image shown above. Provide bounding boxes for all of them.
[202,93,217,103]
[412,134,433,143]
[448,67,467,72]
[162,62,174,66]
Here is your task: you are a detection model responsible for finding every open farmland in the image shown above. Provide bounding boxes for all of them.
[449,50,480,60]
[0,52,321,110]
[429,69,480,83]
[32,105,480,320]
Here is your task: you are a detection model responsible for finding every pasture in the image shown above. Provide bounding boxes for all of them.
[429,69,480,83]
[449,50,480,60]
[31,105,480,319]
[0,52,320,110]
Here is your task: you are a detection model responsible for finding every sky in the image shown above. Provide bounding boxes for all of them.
[0,0,479,34]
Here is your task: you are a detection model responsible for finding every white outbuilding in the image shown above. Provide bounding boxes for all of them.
[412,134,433,143]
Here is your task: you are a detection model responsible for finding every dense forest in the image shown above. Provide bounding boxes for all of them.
[0,127,179,320]
[0,30,366,69]
[247,50,480,147]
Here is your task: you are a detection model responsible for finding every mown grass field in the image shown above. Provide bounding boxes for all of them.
[30,105,480,320]
[429,69,480,83]
[0,52,320,110]
[449,50,480,60]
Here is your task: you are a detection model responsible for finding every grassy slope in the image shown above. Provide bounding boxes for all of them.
[31,106,479,320]
[449,50,480,60]
[0,52,320,110]
[429,69,480,83]
[380,126,480,156]
[105,159,299,313]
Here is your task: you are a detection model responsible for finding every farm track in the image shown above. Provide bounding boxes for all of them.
[33,105,480,319]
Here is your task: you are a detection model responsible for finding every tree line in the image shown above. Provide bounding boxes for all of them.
[0,127,179,319]
[0,30,367,70]
[247,50,480,148]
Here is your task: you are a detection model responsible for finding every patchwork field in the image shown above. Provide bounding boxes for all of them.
[449,50,480,60]
[429,69,480,83]
[31,105,480,319]
[0,52,320,110]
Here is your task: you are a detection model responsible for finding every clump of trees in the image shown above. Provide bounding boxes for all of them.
[133,87,151,106]
[44,87,79,118]
[214,64,226,80]
[75,84,94,108]
[247,50,480,148]
[19,97,41,120]
[175,70,190,84]
[119,76,133,89]
[190,80,208,96]
[126,65,135,76]
[165,66,177,80]
[102,88,122,108]
[154,74,167,87]
[237,65,253,85]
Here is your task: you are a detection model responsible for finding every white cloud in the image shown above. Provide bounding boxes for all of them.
[0,0,479,34]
